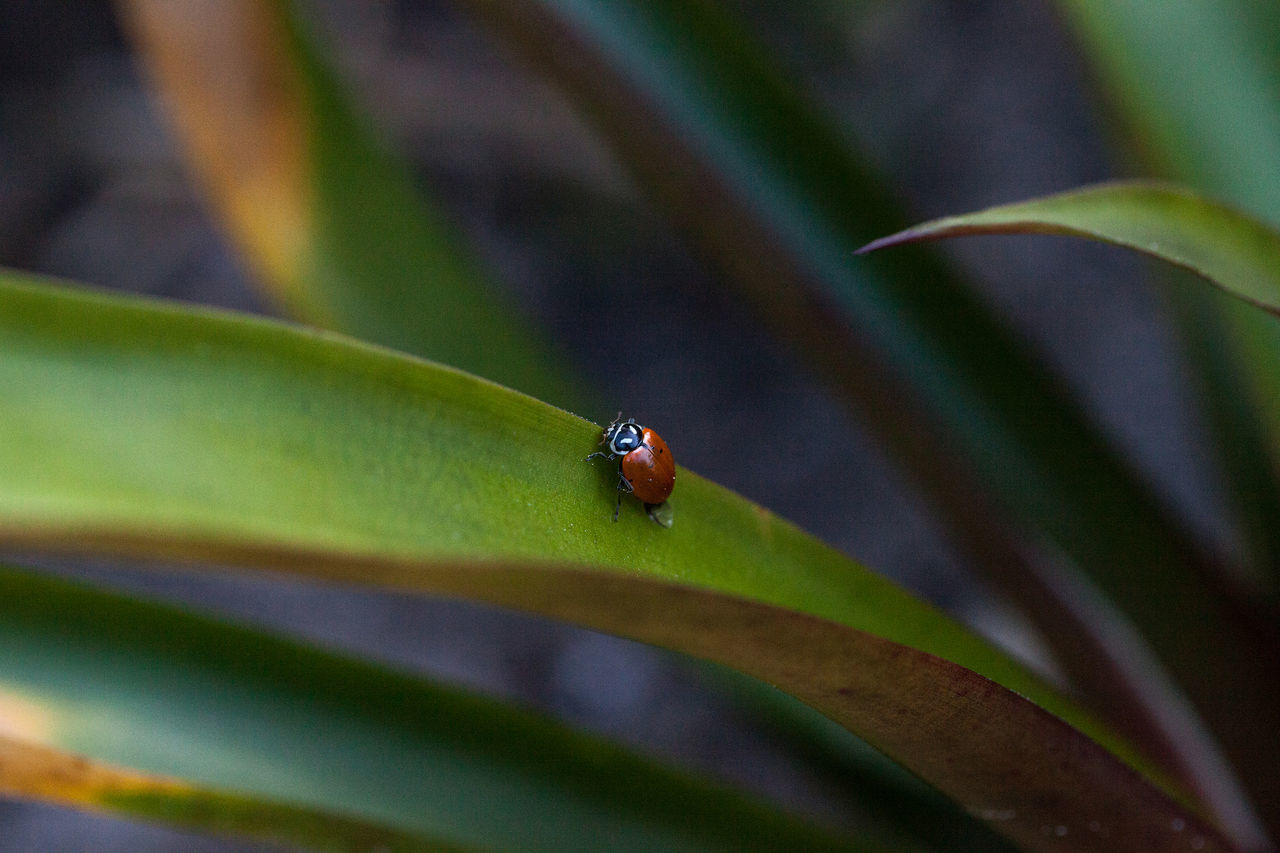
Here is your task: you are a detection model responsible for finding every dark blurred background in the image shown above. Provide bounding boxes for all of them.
[0,1,1232,849]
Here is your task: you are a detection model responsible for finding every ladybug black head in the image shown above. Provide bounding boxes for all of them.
[605,420,644,456]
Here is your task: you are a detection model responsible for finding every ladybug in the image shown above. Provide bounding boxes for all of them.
[586,415,675,524]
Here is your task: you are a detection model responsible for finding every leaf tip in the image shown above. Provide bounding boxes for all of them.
[855,230,914,255]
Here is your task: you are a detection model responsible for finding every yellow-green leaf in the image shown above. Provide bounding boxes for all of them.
[859,181,1280,316]
[0,272,1234,852]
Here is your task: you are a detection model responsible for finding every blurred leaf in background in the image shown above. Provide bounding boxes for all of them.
[118,0,580,409]
[1054,0,1280,595]
[449,1,1280,842]
[1,0,1279,851]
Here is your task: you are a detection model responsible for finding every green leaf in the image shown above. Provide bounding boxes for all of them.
[453,2,1274,840]
[859,179,1280,846]
[976,0,1280,823]
[0,566,855,853]
[1055,0,1280,557]
[0,733,468,852]
[0,272,1233,852]
[118,0,579,409]
[1055,0,1280,216]
[1055,0,1280,601]
[857,181,1280,316]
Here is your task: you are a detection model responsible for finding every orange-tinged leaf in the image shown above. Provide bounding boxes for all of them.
[118,1,313,313]
[0,735,458,851]
[118,0,577,406]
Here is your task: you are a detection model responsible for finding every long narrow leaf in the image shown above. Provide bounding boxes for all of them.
[860,179,1280,851]
[115,0,578,409]
[452,2,1275,841]
[0,734,464,852]
[0,565,862,852]
[113,4,910,821]
[1055,0,1280,589]
[857,182,1280,316]
[1023,2,1280,830]
[860,175,1280,845]
[0,273,1237,852]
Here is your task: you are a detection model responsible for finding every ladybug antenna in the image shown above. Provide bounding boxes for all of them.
[598,411,622,445]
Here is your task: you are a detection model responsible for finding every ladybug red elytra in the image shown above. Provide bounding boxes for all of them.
[586,415,675,525]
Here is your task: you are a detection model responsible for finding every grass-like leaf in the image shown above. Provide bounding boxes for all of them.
[1056,0,1280,603]
[0,272,1234,852]
[0,732,467,852]
[116,0,578,409]
[862,178,1280,848]
[858,181,1280,316]
[453,3,1275,839]
[0,566,861,852]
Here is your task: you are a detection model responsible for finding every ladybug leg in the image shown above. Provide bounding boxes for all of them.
[612,471,633,522]
[585,451,614,462]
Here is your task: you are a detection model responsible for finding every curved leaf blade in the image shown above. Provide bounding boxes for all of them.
[0,273,1236,850]
[0,272,1099,734]
[0,734,465,852]
[451,5,1278,827]
[1055,0,1280,602]
[116,0,578,408]
[1052,6,1280,835]
[861,179,1280,848]
[0,566,862,853]
[0,554,1236,853]
[858,181,1280,316]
